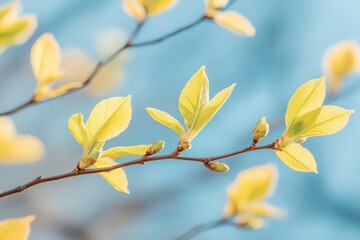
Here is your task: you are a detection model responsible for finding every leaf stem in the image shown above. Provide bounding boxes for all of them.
[175,218,235,240]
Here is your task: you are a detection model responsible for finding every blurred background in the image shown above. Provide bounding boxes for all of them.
[0,0,360,239]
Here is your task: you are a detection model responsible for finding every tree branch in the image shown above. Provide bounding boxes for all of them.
[175,218,236,240]
[0,15,209,116]
[0,142,275,199]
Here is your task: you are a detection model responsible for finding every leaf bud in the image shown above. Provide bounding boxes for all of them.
[252,117,269,144]
[177,141,191,152]
[206,162,230,172]
[146,140,165,156]
[77,157,96,170]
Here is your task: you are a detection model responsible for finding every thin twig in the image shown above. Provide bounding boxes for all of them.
[0,143,275,199]
[175,218,235,240]
[0,15,209,116]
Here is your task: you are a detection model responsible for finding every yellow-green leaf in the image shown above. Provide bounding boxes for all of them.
[68,113,87,146]
[34,81,83,102]
[213,11,255,36]
[92,158,129,193]
[178,66,209,130]
[146,107,185,137]
[0,117,44,164]
[285,77,326,127]
[227,164,277,206]
[0,1,37,54]
[323,41,360,94]
[287,105,354,138]
[31,33,63,86]
[247,202,285,218]
[85,96,132,142]
[206,0,229,10]
[101,144,152,159]
[0,215,35,240]
[235,215,264,229]
[0,1,17,24]
[275,143,317,173]
[187,83,235,140]
[123,0,147,22]
[140,0,177,15]
[0,16,36,45]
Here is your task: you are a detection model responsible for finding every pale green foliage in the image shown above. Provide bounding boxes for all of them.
[147,66,235,149]
[68,97,154,193]
[275,77,354,173]
[224,164,284,228]
[0,1,37,54]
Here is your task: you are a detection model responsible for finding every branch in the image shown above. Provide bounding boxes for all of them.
[175,218,236,240]
[0,15,209,116]
[0,142,275,199]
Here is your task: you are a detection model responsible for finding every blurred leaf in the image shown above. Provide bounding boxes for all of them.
[323,40,360,94]
[123,0,147,22]
[31,33,63,86]
[0,1,37,54]
[0,215,34,240]
[224,164,283,228]
[227,164,277,206]
[206,0,229,10]
[0,117,44,164]
[213,11,255,36]
[141,0,177,15]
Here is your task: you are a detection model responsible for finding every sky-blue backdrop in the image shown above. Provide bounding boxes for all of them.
[0,0,359,239]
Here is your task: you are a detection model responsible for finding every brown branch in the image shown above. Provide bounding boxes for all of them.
[0,15,209,116]
[175,218,236,240]
[0,142,275,199]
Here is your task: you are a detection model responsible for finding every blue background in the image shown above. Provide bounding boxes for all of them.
[0,0,359,239]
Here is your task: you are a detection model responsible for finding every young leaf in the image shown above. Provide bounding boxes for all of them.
[101,144,152,159]
[323,41,360,94]
[140,0,177,15]
[187,83,236,140]
[146,107,185,137]
[235,215,264,229]
[0,117,44,163]
[36,81,83,100]
[247,203,285,218]
[0,215,35,240]
[213,11,255,36]
[0,1,37,54]
[0,16,36,45]
[275,143,317,173]
[227,164,277,205]
[285,77,326,127]
[31,33,63,86]
[178,66,209,130]
[123,0,147,22]
[206,0,229,10]
[85,96,132,143]
[68,113,87,146]
[287,105,354,138]
[92,158,129,193]
[224,164,283,228]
